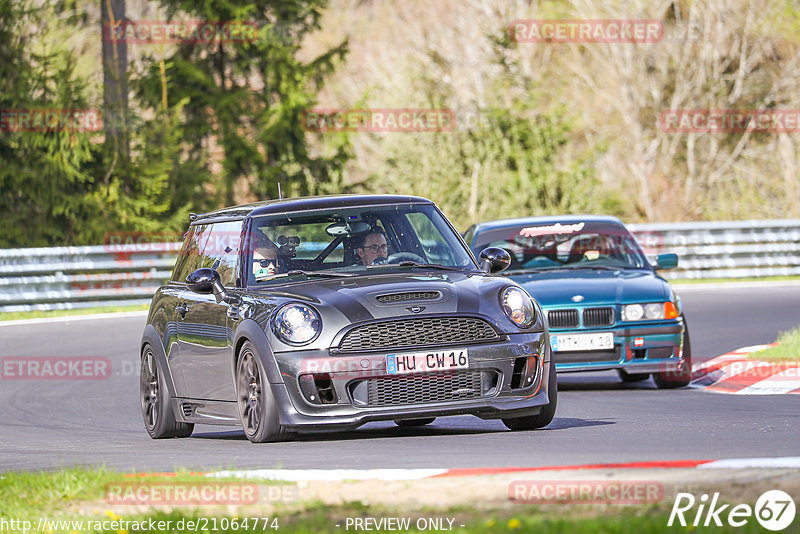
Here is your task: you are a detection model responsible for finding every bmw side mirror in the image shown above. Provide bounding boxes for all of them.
[186,268,241,305]
[655,253,678,270]
[479,247,512,274]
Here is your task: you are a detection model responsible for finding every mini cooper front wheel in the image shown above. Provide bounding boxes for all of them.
[502,357,557,431]
[140,345,194,439]
[236,342,294,443]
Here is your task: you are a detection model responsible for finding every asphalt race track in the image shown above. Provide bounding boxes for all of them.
[1,282,798,473]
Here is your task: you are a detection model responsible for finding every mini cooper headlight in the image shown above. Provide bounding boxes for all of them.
[271,303,321,345]
[500,286,536,329]
[622,302,679,321]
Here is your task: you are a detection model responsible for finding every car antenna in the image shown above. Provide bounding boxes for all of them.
[277,183,283,199]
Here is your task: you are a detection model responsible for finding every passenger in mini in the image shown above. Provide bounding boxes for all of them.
[252,234,279,280]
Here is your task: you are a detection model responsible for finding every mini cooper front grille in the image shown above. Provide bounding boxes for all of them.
[583,307,614,327]
[548,309,579,328]
[362,370,489,406]
[338,317,500,352]
[375,291,442,303]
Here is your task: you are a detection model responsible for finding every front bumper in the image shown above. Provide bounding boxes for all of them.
[270,332,552,430]
[552,320,686,374]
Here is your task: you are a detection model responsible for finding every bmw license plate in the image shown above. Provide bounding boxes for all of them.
[386,349,469,375]
[551,333,614,352]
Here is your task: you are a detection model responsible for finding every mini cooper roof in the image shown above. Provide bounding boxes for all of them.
[471,214,626,234]
[190,194,434,225]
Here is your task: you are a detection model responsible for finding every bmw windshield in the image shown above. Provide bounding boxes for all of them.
[247,203,477,286]
[473,221,650,273]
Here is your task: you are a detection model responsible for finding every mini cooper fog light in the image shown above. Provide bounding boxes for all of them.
[272,303,321,345]
[500,286,536,329]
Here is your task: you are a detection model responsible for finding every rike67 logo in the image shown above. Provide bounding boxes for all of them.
[669,490,796,531]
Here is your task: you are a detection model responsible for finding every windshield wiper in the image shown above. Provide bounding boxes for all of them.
[281,269,355,278]
[366,261,466,272]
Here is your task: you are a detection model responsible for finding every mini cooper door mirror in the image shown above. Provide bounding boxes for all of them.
[479,247,512,274]
[187,268,241,305]
[655,253,678,270]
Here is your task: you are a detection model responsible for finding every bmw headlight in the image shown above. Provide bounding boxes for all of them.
[271,303,322,345]
[621,302,679,321]
[500,286,536,329]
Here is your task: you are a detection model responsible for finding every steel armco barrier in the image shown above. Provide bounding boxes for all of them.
[0,219,798,313]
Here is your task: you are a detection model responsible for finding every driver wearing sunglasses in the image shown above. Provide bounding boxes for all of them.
[252,236,280,281]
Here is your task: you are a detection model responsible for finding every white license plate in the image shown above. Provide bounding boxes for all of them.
[551,333,614,352]
[386,349,469,375]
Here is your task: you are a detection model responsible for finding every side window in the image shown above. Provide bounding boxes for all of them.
[172,225,212,282]
[405,212,454,264]
[201,221,242,287]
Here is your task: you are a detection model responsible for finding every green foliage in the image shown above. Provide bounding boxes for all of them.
[136,0,350,206]
[0,2,100,247]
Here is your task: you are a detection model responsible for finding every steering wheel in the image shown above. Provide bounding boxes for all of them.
[386,252,425,264]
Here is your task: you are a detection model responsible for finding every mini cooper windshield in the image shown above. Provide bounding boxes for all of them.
[247,204,477,285]
[472,221,650,273]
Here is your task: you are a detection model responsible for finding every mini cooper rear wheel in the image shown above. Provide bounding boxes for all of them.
[394,418,436,427]
[653,318,693,389]
[236,342,294,443]
[502,357,557,431]
[140,345,194,439]
[618,370,651,383]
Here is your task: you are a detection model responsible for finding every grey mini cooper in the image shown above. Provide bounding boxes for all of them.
[140,195,556,442]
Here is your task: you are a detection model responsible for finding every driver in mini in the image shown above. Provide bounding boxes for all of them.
[356,229,389,265]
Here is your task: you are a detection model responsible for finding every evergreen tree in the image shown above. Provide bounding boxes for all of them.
[137,0,350,205]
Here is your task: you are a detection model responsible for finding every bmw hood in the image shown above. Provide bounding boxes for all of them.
[508,269,671,308]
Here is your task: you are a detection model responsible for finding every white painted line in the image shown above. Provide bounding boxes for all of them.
[207,468,449,481]
[0,310,149,327]
[698,457,800,469]
[738,369,800,395]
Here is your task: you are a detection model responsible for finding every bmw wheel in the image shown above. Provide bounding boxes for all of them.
[654,317,693,389]
[236,341,294,443]
[618,370,651,383]
[140,345,193,439]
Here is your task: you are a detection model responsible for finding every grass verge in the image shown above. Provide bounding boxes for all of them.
[0,467,781,533]
[749,326,800,362]
[0,303,149,322]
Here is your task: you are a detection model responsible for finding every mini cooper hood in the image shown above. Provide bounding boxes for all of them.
[509,268,671,308]
[251,270,516,320]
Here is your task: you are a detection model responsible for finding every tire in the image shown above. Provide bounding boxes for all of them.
[140,345,194,439]
[502,356,557,431]
[394,418,436,427]
[653,317,693,389]
[236,341,294,443]
[618,370,651,383]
